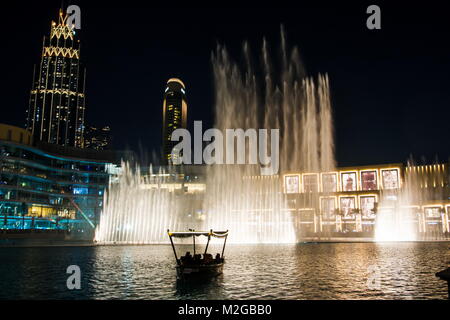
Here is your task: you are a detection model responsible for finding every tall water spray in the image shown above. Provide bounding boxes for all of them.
[95,162,197,243]
[375,161,448,241]
[202,30,335,243]
[95,29,336,244]
[375,164,419,241]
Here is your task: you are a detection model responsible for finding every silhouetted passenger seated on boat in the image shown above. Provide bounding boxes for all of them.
[181,251,193,265]
[215,253,222,263]
[203,253,213,264]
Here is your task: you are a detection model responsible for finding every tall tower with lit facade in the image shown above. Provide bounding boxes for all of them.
[162,78,188,164]
[26,9,86,148]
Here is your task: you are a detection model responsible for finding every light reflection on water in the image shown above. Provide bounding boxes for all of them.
[0,243,448,300]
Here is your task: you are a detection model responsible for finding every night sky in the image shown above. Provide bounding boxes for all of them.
[2,1,449,166]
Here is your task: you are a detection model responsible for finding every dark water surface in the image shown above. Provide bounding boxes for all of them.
[0,242,448,300]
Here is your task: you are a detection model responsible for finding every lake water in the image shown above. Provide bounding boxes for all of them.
[0,242,448,300]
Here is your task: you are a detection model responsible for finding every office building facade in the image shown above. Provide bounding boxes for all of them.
[162,78,187,164]
[26,9,86,148]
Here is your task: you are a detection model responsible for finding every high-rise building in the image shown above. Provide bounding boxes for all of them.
[162,78,187,164]
[26,9,86,148]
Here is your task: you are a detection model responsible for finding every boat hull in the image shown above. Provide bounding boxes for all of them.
[176,263,224,279]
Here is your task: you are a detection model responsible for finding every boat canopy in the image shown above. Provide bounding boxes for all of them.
[168,230,228,238]
[168,229,229,265]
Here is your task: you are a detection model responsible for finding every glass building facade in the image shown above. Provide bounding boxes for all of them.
[26,9,86,148]
[0,126,114,239]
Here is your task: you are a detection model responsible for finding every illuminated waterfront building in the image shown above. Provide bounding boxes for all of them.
[282,163,450,239]
[26,9,86,148]
[132,162,450,240]
[162,78,187,164]
[0,124,116,239]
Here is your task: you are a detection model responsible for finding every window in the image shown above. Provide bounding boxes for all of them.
[321,197,336,219]
[361,171,377,190]
[284,175,300,194]
[360,196,376,218]
[73,187,88,195]
[303,174,318,193]
[424,207,441,218]
[322,173,337,192]
[341,172,357,191]
[340,197,356,217]
[381,169,399,189]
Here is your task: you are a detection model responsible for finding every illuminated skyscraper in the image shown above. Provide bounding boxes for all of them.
[162,78,187,164]
[26,9,86,148]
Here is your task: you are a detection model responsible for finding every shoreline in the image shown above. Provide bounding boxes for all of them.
[1,238,450,248]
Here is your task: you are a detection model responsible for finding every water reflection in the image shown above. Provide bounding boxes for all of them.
[175,275,226,299]
[0,243,448,300]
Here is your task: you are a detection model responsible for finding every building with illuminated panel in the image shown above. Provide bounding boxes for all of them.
[26,9,86,148]
[133,161,449,240]
[0,124,116,240]
[282,163,450,239]
[162,78,187,164]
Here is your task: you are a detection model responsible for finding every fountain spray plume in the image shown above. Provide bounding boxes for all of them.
[375,157,448,241]
[203,27,336,243]
[95,27,336,244]
[95,161,191,244]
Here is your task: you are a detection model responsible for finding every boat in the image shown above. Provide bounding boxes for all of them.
[167,229,228,279]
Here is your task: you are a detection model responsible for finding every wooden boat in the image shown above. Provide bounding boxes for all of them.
[167,229,228,279]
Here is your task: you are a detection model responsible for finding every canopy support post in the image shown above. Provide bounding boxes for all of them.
[204,229,212,255]
[168,230,180,265]
[221,233,228,258]
[193,234,196,256]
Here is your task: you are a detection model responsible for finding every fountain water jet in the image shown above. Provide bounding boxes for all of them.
[95,162,194,244]
[202,31,335,243]
[95,29,336,244]
[374,160,447,241]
